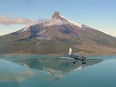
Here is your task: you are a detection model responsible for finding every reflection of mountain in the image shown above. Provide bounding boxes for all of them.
[9,55,103,80]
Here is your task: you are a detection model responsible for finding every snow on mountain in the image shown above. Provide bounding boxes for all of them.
[41,11,82,28]
[20,11,90,34]
[60,15,82,28]
[21,26,30,32]
[42,18,69,26]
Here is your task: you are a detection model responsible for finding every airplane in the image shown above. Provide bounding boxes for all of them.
[60,48,86,64]
[69,48,86,64]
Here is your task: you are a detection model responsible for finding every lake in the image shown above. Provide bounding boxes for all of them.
[0,55,116,87]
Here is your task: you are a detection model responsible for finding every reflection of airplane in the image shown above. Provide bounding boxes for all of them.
[61,48,86,64]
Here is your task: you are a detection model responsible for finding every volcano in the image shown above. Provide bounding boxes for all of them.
[0,11,116,55]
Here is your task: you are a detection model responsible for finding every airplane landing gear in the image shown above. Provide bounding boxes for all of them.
[73,62,76,64]
[82,61,86,64]
[73,60,86,64]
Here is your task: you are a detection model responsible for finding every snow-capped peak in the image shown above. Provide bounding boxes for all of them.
[42,18,69,26]
[43,11,82,28]
[52,11,61,19]
[60,15,82,28]
[51,11,69,22]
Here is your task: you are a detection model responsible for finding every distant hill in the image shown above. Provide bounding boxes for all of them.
[0,11,116,55]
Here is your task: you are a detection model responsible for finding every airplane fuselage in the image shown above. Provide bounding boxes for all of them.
[68,48,86,64]
[70,54,86,61]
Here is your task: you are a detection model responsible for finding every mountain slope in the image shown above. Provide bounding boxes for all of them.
[0,11,116,55]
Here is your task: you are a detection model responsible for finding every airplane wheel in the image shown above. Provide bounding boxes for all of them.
[81,59,84,61]
[82,62,86,64]
[73,62,76,64]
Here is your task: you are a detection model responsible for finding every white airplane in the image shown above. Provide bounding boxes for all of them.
[60,48,86,64]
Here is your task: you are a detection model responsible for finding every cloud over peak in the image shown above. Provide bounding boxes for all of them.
[0,16,37,25]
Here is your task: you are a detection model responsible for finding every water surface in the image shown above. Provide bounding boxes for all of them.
[0,55,116,87]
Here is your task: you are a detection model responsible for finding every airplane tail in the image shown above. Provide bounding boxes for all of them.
[69,48,72,55]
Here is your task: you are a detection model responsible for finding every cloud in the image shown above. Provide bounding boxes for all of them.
[0,16,37,25]
[0,69,37,82]
[16,69,37,82]
[38,19,50,23]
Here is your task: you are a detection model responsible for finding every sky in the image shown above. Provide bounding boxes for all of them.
[0,0,116,36]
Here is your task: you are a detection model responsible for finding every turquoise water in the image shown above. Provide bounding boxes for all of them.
[0,55,116,87]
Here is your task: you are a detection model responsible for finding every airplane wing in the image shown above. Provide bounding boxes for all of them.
[59,57,73,59]
[60,57,101,60]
